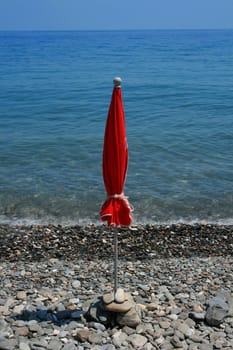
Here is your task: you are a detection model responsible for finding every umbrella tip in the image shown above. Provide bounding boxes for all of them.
[113,77,122,88]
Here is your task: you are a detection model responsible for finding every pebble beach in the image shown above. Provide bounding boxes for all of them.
[0,223,233,350]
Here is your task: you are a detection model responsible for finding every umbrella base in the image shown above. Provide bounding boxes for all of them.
[85,289,142,328]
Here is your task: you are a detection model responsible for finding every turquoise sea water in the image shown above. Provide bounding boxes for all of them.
[0,30,233,225]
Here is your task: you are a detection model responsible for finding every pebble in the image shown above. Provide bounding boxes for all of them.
[0,223,233,349]
[114,288,125,303]
[72,280,81,289]
[105,300,133,313]
[103,292,114,305]
[19,343,30,350]
[205,295,229,326]
[16,291,27,300]
[116,304,141,328]
[112,330,128,347]
[128,334,148,347]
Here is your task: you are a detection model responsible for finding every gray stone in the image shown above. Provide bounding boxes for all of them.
[62,343,77,350]
[13,304,25,314]
[189,312,206,321]
[170,335,183,348]
[66,320,82,331]
[59,330,69,338]
[146,302,158,311]
[138,284,150,292]
[189,334,203,343]
[188,345,199,350]
[216,289,233,316]
[56,303,66,312]
[69,298,80,304]
[88,332,103,344]
[198,344,213,350]
[47,339,63,350]
[16,291,27,300]
[159,320,171,329]
[112,330,128,347]
[143,343,155,350]
[19,343,31,350]
[72,280,81,289]
[116,305,141,328]
[159,285,175,301]
[15,326,29,336]
[209,331,226,343]
[0,338,18,350]
[30,338,48,348]
[128,334,147,348]
[122,325,136,335]
[173,319,195,338]
[174,329,185,341]
[91,322,106,331]
[75,329,92,343]
[205,296,229,326]
[38,287,53,298]
[28,322,43,333]
[101,345,116,350]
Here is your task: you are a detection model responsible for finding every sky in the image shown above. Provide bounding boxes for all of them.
[0,0,233,31]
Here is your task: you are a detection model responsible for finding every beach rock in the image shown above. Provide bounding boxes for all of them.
[112,329,128,347]
[16,291,27,300]
[30,337,48,348]
[62,343,77,350]
[101,345,116,350]
[170,335,183,348]
[103,292,114,305]
[205,296,229,326]
[0,338,18,350]
[13,304,25,314]
[47,339,63,350]
[159,320,171,329]
[72,280,81,289]
[19,343,31,350]
[216,289,233,316]
[15,326,30,336]
[88,332,103,344]
[114,288,125,303]
[189,312,206,322]
[146,302,158,311]
[128,334,147,348]
[105,300,133,313]
[116,304,141,328]
[74,329,92,342]
[173,319,195,338]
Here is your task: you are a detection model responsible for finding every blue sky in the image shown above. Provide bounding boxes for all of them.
[0,0,233,30]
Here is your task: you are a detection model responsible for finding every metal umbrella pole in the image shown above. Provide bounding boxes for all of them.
[114,228,118,294]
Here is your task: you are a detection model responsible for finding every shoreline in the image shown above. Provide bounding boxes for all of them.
[0,223,232,262]
[1,223,233,349]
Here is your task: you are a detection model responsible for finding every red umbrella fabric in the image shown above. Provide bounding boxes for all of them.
[100,77,132,227]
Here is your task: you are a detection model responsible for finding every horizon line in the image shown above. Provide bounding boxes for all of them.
[0,28,232,32]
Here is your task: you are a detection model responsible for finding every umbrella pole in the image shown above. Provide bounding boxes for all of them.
[113,228,118,294]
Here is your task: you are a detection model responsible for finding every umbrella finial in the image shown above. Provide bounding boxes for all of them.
[113,77,122,88]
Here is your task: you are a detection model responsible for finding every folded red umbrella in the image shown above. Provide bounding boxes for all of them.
[100,77,132,227]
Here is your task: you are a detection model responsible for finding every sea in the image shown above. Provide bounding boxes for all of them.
[0,30,232,226]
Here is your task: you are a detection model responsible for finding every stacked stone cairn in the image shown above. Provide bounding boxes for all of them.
[85,288,142,328]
